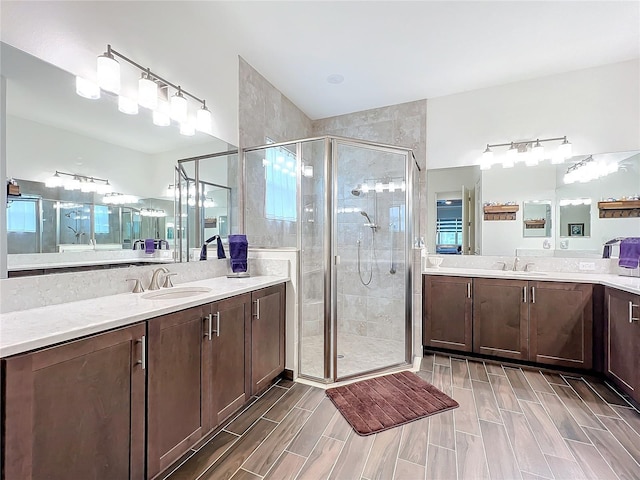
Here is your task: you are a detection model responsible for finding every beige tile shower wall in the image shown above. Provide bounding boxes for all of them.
[238,57,313,247]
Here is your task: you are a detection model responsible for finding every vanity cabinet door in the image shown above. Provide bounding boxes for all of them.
[423,275,473,352]
[207,293,252,427]
[605,287,640,403]
[147,305,208,479]
[3,322,146,480]
[250,284,286,395]
[529,282,593,369]
[473,278,529,360]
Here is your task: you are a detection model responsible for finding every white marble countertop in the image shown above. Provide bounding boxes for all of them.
[423,267,640,295]
[0,275,288,358]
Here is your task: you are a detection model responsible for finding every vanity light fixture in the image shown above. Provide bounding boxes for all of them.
[563,155,619,184]
[82,44,213,134]
[354,177,406,194]
[102,193,139,205]
[140,208,166,217]
[45,171,112,194]
[480,136,572,169]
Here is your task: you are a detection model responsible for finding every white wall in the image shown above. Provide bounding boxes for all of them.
[427,59,640,169]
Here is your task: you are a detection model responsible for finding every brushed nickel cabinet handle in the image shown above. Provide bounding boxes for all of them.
[467,282,471,298]
[523,286,527,304]
[205,313,213,340]
[531,286,536,304]
[253,299,260,319]
[212,311,220,337]
[630,302,639,323]
[136,336,146,370]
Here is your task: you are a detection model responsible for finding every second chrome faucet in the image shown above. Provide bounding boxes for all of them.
[148,267,169,290]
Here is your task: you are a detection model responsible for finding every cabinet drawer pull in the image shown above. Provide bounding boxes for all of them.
[206,313,213,340]
[523,286,527,304]
[253,299,260,319]
[467,282,471,298]
[630,302,639,323]
[531,286,536,304]
[136,335,146,370]
[212,311,220,337]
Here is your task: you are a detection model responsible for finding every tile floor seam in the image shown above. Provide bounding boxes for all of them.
[519,467,554,480]
[536,390,596,447]
[581,424,640,478]
[496,404,531,480]
[390,422,405,480]
[565,438,622,480]
[584,423,640,469]
[564,379,621,424]
[551,384,608,432]
[321,432,350,480]
[469,372,492,480]
[450,362,460,480]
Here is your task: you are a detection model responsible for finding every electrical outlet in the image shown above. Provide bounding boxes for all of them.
[579,262,596,271]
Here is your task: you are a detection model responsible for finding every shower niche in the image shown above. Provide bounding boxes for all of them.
[244,136,417,382]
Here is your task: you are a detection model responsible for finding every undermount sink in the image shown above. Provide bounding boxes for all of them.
[142,286,212,300]
[508,271,547,276]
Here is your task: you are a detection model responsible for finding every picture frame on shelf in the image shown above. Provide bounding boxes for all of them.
[568,223,584,237]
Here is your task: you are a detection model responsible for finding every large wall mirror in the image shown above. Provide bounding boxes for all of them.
[2,42,237,276]
[426,150,640,257]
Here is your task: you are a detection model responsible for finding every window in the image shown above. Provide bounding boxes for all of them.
[7,200,36,233]
[94,205,110,234]
[264,146,297,221]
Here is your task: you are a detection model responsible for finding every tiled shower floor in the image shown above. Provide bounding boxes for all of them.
[299,334,405,379]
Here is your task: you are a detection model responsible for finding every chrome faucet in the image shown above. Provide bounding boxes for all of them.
[148,267,169,290]
[524,262,535,272]
[512,257,520,271]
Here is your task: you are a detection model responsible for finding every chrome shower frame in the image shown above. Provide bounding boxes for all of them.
[242,135,418,383]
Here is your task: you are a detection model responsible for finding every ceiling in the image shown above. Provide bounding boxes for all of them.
[1,1,639,146]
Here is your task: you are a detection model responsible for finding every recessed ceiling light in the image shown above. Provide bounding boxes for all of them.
[326,74,344,84]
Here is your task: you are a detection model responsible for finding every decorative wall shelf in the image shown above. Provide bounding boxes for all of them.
[483,204,519,221]
[524,219,546,229]
[598,200,640,218]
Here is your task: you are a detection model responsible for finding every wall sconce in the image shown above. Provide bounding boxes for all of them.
[102,193,139,204]
[563,155,619,184]
[76,44,212,135]
[480,136,572,170]
[44,171,113,194]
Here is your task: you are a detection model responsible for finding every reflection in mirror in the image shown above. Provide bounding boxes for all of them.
[426,150,639,257]
[523,201,552,238]
[436,199,463,254]
[559,200,591,238]
[2,42,235,275]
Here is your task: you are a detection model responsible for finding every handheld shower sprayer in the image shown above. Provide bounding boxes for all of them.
[360,211,372,223]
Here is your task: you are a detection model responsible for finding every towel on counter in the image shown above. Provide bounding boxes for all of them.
[619,237,640,269]
[199,235,226,261]
[229,234,248,273]
[144,238,155,254]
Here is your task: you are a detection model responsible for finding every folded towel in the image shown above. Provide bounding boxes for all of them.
[144,238,155,254]
[229,234,248,273]
[619,237,640,269]
[200,235,226,261]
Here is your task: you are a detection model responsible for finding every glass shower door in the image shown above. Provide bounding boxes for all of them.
[333,139,410,380]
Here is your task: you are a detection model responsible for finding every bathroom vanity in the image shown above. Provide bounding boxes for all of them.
[1,277,286,480]
[423,268,640,404]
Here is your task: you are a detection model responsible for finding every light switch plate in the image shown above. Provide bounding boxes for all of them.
[579,262,596,271]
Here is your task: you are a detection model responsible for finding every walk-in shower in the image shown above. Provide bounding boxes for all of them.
[244,136,417,382]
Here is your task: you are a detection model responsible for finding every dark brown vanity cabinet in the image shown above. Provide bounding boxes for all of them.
[2,323,146,480]
[251,284,286,395]
[146,305,208,479]
[423,275,473,352]
[473,277,530,361]
[605,287,640,403]
[424,275,594,369]
[529,281,593,369]
[206,293,252,427]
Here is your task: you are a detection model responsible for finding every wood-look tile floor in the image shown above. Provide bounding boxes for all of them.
[164,354,640,480]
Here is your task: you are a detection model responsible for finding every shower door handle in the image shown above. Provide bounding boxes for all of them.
[335,255,341,265]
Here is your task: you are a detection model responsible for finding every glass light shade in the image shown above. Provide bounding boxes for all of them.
[532,142,544,162]
[481,148,493,165]
[96,181,113,195]
[170,91,188,122]
[551,153,565,164]
[153,100,170,126]
[388,181,396,192]
[80,179,97,193]
[502,157,514,168]
[506,144,518,163]
[375,182,384,193]
[196,106,212,133]
[179,120,195,136]
[361,184,370,194]
[63,176,81,190]
[45,173,63,188]
[75,76,100,99]
[118,96,139,115]
[524,151,538,167]
[96,54,120,94]
[558,139,572,159]
[138,76,158,110]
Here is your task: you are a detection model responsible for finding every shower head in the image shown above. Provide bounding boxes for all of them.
[360,211,373,224]
[351,188,361,196]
